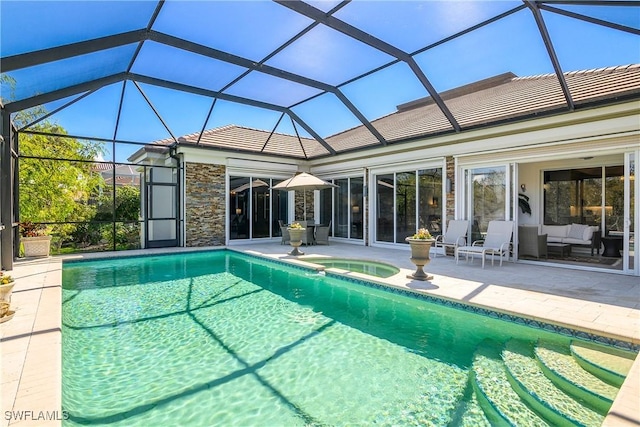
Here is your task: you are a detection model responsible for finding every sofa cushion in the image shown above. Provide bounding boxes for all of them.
[541,225,570,238]
[563,237,590,245]
[568,223,589,240]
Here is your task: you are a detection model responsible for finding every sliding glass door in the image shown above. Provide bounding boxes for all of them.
[624,152,637,274]
[326,176,364,241]
[229,176,288,241]
[465,166,508,241]
[373,168,443,244]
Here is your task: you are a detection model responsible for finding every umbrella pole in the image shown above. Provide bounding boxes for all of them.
[303,189,307,220]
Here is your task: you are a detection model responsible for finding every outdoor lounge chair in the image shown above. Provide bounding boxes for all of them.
[433,220,468,258]
[455,220,514,268]
[314,221,331,245]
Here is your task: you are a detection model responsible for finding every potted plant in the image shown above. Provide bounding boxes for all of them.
[287,222,306,256]
[405,228,435,281]
[20,221,52,258]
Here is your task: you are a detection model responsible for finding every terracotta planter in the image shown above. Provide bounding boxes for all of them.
[22,235,52,257]
[287,228,306,256]
[406,238,435,280]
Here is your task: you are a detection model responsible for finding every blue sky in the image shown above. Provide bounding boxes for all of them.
[1,1,639,162]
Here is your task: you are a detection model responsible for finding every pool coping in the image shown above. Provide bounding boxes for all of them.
[2,247,639,426]
[238,249,640,351]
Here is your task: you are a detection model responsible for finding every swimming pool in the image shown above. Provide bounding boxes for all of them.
[301,256,399,278]
[62,250,635,426]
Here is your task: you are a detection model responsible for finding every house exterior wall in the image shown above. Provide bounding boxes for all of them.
[185,162,226,247]
[170,102,638,274]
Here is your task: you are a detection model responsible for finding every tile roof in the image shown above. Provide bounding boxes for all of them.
[154,64,639,160]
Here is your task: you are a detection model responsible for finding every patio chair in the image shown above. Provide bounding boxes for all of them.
[433,220,468,258]
[296,221,315,246]
[315,221,331,245]
[518,225,547,259]
[279,220,290,245]
[456,220,514,268]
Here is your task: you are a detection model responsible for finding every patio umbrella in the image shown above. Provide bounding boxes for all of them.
[271,172,337,219]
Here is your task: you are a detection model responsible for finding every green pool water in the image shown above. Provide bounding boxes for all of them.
[61,251,611,426]
[302,257,399,278]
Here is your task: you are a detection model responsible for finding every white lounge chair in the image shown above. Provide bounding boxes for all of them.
[456,220,514,268]
[434,220,468,258]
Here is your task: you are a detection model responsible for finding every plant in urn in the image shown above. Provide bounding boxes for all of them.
[287,222,306,256]
[405,228,435,280]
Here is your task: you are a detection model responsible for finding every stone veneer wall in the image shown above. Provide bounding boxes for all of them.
[294,190,315,221]
[185,162,226,246]
[445,156,455,220]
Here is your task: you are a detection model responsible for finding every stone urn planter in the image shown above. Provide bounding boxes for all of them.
[22,235,52,258]
[406,231,435,281]
[287,226,306,256]
[0,282,15,303]
[0,272,15,322]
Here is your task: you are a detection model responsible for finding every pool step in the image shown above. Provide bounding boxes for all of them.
[447,381,492,427]
[502,340,604,427]
[454,390,493,427]
[535,340,619,414]
[471,342,549,427]
[570,341,635,388]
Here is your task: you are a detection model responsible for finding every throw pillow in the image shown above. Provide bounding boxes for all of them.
[583,226,596,241]
[568,223,588,240]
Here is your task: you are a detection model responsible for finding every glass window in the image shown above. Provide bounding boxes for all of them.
[605,166,624,233]
[470,167,506,238]
[272,179,288,237]
[335,179,349,238]
[543,168,603,226]
[350,177,364,239]
[230,176,249,240]
[376,174,394,243]
[252,178,271,239]
[418,168,442,237]
[396,172,416,243]
[319,187,333,234]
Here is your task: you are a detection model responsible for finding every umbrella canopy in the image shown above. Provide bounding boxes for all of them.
[271,172,337,219]
[271,172,337,191]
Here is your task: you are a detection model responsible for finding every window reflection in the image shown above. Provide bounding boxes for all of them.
[543,166,623,233]
[376,174,394,242]
[471,167,506,241]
